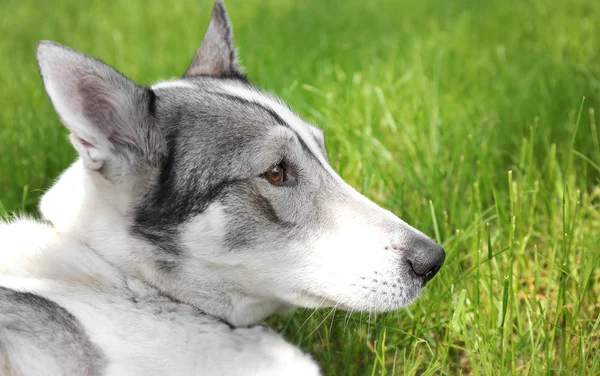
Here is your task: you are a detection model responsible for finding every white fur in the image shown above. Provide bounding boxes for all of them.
[0,217,320,376]
[15,141,424,375]
[151,80,196,90]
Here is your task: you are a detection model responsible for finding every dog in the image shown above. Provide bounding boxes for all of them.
[0,1,445,375]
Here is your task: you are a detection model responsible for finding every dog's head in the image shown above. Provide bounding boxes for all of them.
[37,1,444,323]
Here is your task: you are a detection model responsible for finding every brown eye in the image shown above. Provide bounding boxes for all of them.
[265,164,284,184]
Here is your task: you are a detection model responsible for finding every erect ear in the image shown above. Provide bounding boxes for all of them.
[37,41,163,171]
[184,0,242,78]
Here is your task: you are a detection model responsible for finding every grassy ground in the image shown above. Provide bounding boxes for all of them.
[1,0,599,374]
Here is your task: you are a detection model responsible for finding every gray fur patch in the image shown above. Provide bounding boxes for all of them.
[130,79,331,258]
[0,287,106,376]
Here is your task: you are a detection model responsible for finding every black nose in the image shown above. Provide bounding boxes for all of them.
[405,236,445,283]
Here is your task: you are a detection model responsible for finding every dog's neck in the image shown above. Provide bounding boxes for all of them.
[40,160,288,327]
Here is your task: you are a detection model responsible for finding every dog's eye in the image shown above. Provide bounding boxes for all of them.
[265,164,285,184]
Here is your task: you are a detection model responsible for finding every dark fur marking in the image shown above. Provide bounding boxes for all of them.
[294,131,320,162]
[253,192,296,229]
[130,130,187,256]
[310,132,329,160]
[212,92,286,126]
[148,88,157,116]
[131,130,238,256]
[223,183,297,251]
[217,71,250,83]
[154,259,180,273]
[211,92,324,165]
[0,287,106,375]
[181,70,249,83]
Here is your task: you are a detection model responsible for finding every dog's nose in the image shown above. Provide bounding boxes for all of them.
[405,236,445,283]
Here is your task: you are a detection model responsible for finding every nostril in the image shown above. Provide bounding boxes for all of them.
[405,240,445,283]
[407,257,443,283]
[407,259,418,275]
[424,264,441,282]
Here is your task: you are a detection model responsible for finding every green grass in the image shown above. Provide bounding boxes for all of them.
[2,0,600,374]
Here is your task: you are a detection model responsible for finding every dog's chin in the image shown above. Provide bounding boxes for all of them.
[336,294,422,313]
[291,285,424,313]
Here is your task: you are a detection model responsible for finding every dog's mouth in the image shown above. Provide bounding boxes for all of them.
[292,274,427,312]
[295,291,417,312]
[294,290,406,312]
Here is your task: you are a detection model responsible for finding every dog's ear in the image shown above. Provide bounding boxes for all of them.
[184,0,242,78]
[37,41,162,171]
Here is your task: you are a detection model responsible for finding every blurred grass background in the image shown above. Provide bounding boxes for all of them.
[1,0,599,374]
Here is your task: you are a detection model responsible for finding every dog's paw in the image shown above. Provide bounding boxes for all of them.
[262,340,322,376]
[226,325,322,376]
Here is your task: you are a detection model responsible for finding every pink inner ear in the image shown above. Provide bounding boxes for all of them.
[80,138,94,147]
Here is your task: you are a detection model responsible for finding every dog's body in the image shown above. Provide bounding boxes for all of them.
[0,216,318,376]
[0,2,445,375]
